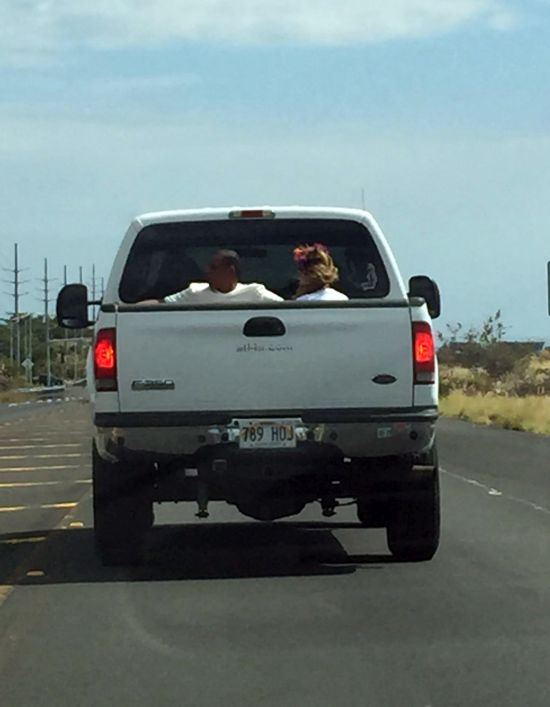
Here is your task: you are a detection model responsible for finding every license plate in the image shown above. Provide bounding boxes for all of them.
[236,419,298,449]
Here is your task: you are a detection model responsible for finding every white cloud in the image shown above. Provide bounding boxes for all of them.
[0,0,518,65]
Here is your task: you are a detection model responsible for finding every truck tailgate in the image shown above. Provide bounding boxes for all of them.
[115,306,414,413]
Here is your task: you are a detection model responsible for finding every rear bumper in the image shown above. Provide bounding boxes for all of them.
[94,407,438,462]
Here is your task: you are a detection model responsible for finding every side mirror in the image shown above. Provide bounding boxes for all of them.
[409,276,441,319]
[56,284,91,329]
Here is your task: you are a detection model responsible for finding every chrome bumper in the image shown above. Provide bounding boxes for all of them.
[95,411,437,462]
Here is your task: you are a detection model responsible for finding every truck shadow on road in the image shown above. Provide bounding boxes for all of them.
[0,522,395,586]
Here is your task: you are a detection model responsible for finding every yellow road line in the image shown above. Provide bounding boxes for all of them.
[0,502,78,513]
[0,586,14,607]
[0,486,92,610]
[4,427,89,432]
[0,444,82,450]
[0,465,83,472]
[0,480,91,488]
[0,454,85,460]
[0,435,86,442]
[0,536,47,546]
[4,423,88,427]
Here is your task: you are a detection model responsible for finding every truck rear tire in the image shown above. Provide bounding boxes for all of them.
[386,445,440,562]
[92,442,153,566]
[356,498,388,528]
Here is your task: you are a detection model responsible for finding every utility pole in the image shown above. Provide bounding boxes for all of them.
[63,264,69,328]
[2,243,28,366]
[77,265,83,350]
[92,264,96,321]
[41,258,52,387]
[89,263,98,321]
[19,313,33,384]
[63,265,69,373]
[14,244,20,365]
[23,310,28,367]
[28,314,33,384]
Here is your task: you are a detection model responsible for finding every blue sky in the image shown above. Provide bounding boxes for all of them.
[1,0,549,338]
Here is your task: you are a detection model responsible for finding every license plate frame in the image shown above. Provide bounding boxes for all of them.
[235,419,299,450]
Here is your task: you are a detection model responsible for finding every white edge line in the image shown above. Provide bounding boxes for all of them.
[441,467,550,516]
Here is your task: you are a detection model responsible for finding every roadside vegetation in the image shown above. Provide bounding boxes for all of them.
[0,364,34,404]
[440,392,550,435]
[0,317,91,402]
[438,311,550,435]
[0,389,32,405]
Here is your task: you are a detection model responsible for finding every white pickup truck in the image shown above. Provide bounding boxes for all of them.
[57,206,441,565]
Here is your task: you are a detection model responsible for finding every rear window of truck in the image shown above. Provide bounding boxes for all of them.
[119,218,390,303]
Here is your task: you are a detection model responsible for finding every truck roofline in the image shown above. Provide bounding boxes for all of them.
[134,206,376,228]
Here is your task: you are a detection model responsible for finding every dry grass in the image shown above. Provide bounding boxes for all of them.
[441,391,550,435]
[439,365,492,395]
[0,389,34,405]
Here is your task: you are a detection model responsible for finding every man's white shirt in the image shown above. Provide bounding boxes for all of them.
[165,282,283,304]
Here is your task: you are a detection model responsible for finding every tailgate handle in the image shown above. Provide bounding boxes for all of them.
[372,374,397,385]
[243,317,286,337]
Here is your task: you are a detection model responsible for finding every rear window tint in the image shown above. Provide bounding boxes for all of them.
[119,218,390,303]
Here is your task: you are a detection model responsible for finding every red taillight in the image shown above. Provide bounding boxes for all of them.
[413,322,435,384]
[94,328,117,391]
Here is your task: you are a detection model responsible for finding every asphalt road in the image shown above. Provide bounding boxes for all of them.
[0,402,548,707]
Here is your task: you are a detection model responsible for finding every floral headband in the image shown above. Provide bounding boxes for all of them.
[293,243,330,271]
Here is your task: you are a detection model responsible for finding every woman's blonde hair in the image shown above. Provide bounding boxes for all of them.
[293,243,339,296]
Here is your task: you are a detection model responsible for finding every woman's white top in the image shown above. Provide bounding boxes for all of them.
[296,288,349,302]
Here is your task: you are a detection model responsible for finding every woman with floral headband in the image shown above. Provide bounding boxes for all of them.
[293,243,349,301]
